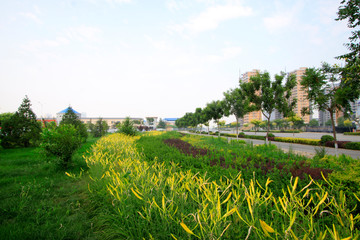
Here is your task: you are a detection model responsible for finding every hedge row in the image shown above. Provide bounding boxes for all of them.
[273,137,321,146]
[344,132,360,135]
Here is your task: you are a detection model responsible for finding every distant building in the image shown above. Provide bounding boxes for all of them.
[164,118,178,130]
[164,118,178,125]
[289,67,311,123]
[80,117,144,129]
[56,107,81,124]
[145,117,158,130]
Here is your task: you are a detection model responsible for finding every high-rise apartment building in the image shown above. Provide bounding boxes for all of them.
[239,69,263,125]
[289,67,311,123]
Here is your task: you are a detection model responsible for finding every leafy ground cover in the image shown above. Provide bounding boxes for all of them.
[85,132,360,239]
[2,131,360,239]
[0,138,99,239]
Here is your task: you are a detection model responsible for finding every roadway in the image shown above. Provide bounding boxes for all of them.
[186,131,360,159]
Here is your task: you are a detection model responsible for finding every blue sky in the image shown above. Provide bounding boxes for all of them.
[0,0,350,121]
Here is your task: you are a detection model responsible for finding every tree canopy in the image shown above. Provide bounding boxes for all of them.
[0,96,41,148]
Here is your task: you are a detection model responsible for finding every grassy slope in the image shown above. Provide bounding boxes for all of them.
[0,138,99,240]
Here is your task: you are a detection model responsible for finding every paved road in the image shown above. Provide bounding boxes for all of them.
[186,132,360,159]
[232,131,360,142]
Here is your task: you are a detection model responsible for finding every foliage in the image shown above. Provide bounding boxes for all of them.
[223,87,252,137]
[156,118,166,129]
[320,135,335,145]
[274,137,321,146]
[287,115,305,129]
[40,124,82,167]
[344,132,360,135]
[91,118,109,137]
[267,132,275,138]
[44,121,57,130]
[314,146,327,158]
[344,141,360,150]
[337,116,346,127]
[325,119,333,126]
[0,138,98,239]
[301,63,345,151]
[250,119,262,132]
[336,0,360,64]
[0,96,42,148]
[86,132,360,239]
[344,119,353,128]
[117,117,137,136]
[0,112,13,126]
[60,107,88,142]
[335,0,360,110]
[309,119,319,127]
[204,100,225,136]
[242,71,297,141]
[146,117,154,125]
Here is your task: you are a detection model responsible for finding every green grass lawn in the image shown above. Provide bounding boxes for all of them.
[0,138,99,240]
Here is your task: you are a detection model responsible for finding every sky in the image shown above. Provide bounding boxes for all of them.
[0,0,351,121]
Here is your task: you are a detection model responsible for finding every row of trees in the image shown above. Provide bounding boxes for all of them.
[177,0,360,151]
[176,71,297,143]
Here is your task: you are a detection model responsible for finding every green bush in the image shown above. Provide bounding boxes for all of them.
[40,125,82,167]
[274,137,320,146]
[320,135,334,145]
[245,135,266,140]
[117,117,137,136]
[238,132,245,138]
[345,142,360,150]
[267,133,275,138]
[344,132,360,135]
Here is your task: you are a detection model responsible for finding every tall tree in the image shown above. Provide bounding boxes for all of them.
[92,118,109,137]
[117,117,137,136]
[336,0,360,111]
[0,96,42,148]
[336,0,360,64]
[309,119,319,127]
[205,100,224,137]
[157,118,166,129]
[242,71,297,143]
[193,108,203,132]
[60,107,88,142]
[201,106,212,134]
[223,87,251,139]
[301,62,345,153]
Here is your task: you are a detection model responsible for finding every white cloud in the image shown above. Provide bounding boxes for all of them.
[106,0,132,3]
[263,0,305,33]
[206,46,243,63]
[19,12,42,24]
[21,26,101,53]
[263,13,293,33]
[170,3,253,35]
[65,26,102,42]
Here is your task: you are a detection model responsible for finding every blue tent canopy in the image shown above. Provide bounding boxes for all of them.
[58,107,80,114]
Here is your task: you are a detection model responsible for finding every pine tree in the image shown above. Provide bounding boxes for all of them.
[0,96,41,148]
[60,107,88,142]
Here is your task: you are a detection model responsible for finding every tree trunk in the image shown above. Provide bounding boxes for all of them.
[217,122,220,137]
[208,125,210,135]
[266,118,270,145]
[330,110,338,155]
[236,117,239,140]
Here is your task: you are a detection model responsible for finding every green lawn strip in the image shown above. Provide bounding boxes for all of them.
[0,138,99,240]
